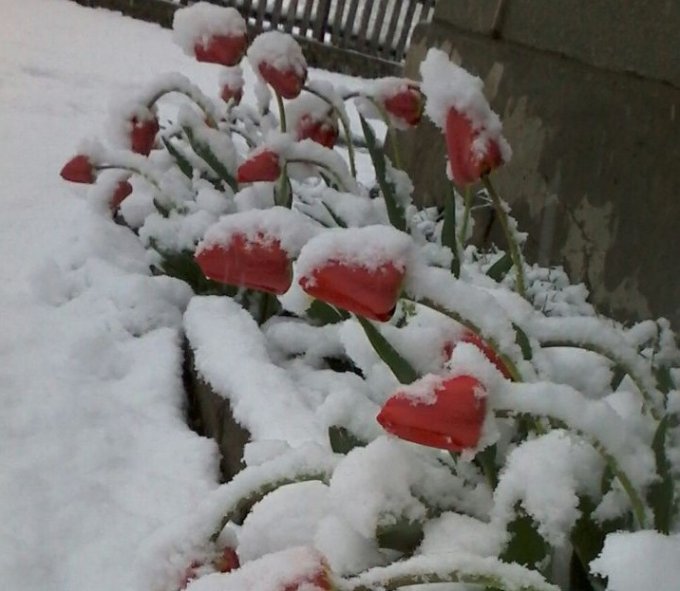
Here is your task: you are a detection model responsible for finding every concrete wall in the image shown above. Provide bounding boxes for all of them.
[399,0,680,327]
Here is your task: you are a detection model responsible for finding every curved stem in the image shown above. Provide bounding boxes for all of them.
[539,339,661,421]
[303,86,357,178]
[95,164,160,190]
[481,175,526,298]
[276,165,291,208]
[146,87,219,128]
[405,296,523,383]
[275,91,287,133]
[287,158,350,192]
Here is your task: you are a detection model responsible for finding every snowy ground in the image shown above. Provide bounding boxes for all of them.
[0,2,365,589]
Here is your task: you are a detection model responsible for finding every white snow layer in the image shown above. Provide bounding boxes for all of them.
[173,2,247,55]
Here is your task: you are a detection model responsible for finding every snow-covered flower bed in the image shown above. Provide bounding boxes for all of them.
[59,4,680,591]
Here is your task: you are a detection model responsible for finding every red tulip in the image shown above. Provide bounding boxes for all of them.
[299,261,404,322]
[194,33,248,67]
[60,155,96,184]
[196,233,292,294]
[445,107,505,186]
[258,62,307,99]
[383,84,424,128]
[130,116,159,156]
[281,564,333,591]
[237,149,281,183]
[460,330,512,380]
[296,113,338,148]
[213,547,240,573]
[109,179,133,211]
[377,375,486,451]
[220,82,243,105]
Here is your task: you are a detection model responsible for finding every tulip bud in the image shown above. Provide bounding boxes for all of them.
[378,375,486,451]
[237,149,281,183]
[219,66,245,105]
[60,155,95,184]
[130,115,159,156]
[109,178,133,211]
[248,32,307,99]
[382,83,424,128]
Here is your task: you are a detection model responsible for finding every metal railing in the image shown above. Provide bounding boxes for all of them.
[176,0,437,63]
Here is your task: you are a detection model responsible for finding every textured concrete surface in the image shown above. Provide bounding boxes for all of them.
[399,3,680,328]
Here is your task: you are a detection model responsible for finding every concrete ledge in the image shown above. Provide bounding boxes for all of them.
[435,0,680,88]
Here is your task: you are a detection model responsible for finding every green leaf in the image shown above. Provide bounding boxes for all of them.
[501,508,549,570]
[610,364,627,391]
[655,365,675,395]
[321,201,347,228]
[328,425,366,454]
[183,126,238,191]
[513,323,533,361]
[307,300,348,325]
[358,114,406,231]
[442,184,460,277]
[376,516,424,554]
[487,252,513,282]
[161,136,194,180]
[648,415,675,533]
[151,245,234,296]
[356,316,419,385]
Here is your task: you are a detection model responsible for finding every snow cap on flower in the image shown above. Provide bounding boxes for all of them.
[196,207,319,295]
[108,101,159,155]
[355,77,424,130]
[219,66,245,104]
[287,94,338,148]
[377,374,487,452]
[420,48,511,183]
[297,226,413,321]
[237,147,282,183]
[247,31,307,99]
[173,2,247,66]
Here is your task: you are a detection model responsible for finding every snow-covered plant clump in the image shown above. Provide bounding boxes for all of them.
[60,4,680,591]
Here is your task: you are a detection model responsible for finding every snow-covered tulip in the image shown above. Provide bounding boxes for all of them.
[460,330,512,380]
[296,113,339,148]
[213,547,240,572]
[194,33,248,67]
[377,375,486,452]
[420,48,511,186]
[258,62,307,100]
[281,562,333,591]
[248,32,307,99]
[173,3,248,67]
[382,83,424,128]
[195,233,292,294]
[130,115,159,156]
[237,149,281,183]
[219,66,244,105]
[299,261,404,322]
[109,178,133,211]
[445,107,504,186]
[60,155,95,184]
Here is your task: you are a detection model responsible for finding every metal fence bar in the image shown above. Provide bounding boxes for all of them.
[381,0,403,59]
[342,0,360,47]
[368,0,391,52]
[355,1,373,52]
[254,0,267,32]
[331,0,347,46]
[313,0,332,41]
[394,0,419,58]
[299,0,314,37]
[240,0,253,21]
[270,0,284,28]
[283,0,299,32]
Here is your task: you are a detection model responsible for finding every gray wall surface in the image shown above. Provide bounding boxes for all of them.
[400,0,680,328]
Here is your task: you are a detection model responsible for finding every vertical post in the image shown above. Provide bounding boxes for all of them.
[313,0,333,42]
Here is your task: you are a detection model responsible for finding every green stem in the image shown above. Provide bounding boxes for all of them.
[275,91,287,133]
[406,296,523,383]
[146,88,218,127]
[458,184,472,245]
[481,175,527,298]
[303,86,357,178]
[287,158,349,192]
[370,98,403,169]
[95,164,160,190]
[276,165,291,208]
